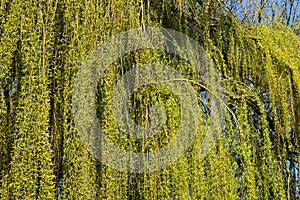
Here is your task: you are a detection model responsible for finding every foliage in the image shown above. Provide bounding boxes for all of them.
[0,0,299,199]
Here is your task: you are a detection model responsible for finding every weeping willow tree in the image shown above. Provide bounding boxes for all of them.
[0,0,299,199]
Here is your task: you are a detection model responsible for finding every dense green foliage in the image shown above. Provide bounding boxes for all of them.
[0,0,299,199]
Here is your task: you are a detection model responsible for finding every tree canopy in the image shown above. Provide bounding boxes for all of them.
[0,0,299,199]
